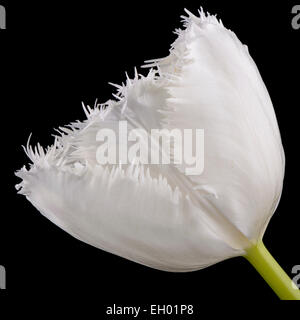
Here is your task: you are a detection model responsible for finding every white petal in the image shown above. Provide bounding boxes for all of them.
[145,10,285,242]
[16,164,240,272]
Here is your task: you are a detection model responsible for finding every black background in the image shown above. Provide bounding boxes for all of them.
[0,0,299,309]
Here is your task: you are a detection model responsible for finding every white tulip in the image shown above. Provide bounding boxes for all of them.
[16,8,299,299]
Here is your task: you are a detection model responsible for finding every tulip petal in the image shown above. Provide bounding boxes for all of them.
[16,162,240,271]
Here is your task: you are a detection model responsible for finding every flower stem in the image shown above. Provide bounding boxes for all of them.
[244,241,300,300]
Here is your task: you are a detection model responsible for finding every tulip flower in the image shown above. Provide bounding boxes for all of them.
[16,8,299,299]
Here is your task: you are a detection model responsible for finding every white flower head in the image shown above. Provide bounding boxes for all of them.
[16,8,284,272]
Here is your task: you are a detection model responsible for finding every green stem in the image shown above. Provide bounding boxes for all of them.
[244,241,300,300]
